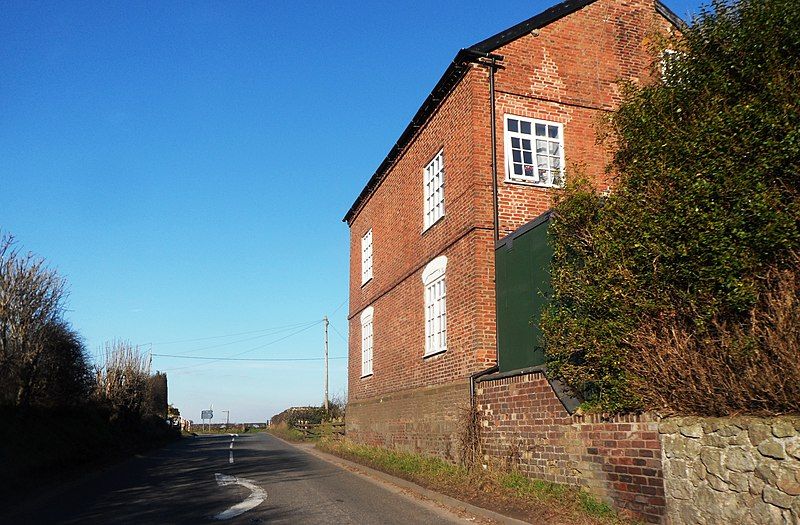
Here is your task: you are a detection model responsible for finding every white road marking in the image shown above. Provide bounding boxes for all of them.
[227,434,237,464]
[213,473,266,520]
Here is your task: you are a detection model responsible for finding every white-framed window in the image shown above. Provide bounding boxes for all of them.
[423,149,445,230]
[361,229,373,285]
[422,256,447,357]
[360,306,374,377]
[504,115,565,187]
[659,49,684,85]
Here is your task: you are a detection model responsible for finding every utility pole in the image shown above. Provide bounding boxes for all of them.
[223,410,230,428]
[323,316,329,412]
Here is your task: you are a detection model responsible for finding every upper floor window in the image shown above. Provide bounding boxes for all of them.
[423,150,445,230]
[361,229,373,285]
[422,256,447,357]
[360,307,374,377]
[504,115,564,187]
[660,49,684,85]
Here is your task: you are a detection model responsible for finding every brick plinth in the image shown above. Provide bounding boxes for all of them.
[346,381,470,462]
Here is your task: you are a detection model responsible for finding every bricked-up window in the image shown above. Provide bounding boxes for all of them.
[360,306,374,377]
[504,115,565,187]
[361,229,373,285]
[423,149,445,231]
[422,256,447,357]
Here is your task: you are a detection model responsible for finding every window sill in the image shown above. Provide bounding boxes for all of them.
[361,277,372,288]
[423,349,447,360]
[504,178,563,189]
[360,373,373,379]
[422,215,445,235]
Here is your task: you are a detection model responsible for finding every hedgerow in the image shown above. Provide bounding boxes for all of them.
[542,0,800,414]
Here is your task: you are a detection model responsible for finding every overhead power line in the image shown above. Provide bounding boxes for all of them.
[329,322,348,345]
[158,320,322,372]
[166,320,322,356]
[152,354,347,362]
[330,298,347,316]
[143,320,321,346]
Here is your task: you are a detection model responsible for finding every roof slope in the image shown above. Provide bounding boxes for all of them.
[343,0,684,224]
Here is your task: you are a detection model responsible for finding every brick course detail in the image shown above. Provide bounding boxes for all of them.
[476,372,665,523]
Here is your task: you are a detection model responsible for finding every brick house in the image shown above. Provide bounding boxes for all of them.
[343,1,681,519]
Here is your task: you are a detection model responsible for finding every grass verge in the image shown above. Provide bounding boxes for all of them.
[316,439,629,525]
[266,422,307,442]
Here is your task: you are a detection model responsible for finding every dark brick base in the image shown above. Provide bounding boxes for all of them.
[346,380,469,462]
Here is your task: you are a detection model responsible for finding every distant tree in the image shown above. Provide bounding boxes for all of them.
[0,234,69,407]
[95,340,152,423]
[33,321,94,407]
[167,404,180,418]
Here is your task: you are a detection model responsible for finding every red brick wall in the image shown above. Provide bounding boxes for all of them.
[476,372,665,523]
[482,0,677,236]
[347,0,676,406]
[347,67,499,403]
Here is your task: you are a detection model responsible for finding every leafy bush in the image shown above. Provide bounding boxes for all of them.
[543,0,800,413]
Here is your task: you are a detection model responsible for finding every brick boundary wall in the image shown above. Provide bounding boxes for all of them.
[476,371,665,523]
[346,381,470,462]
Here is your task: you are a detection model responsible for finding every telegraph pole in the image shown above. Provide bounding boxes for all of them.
[323,316,329,412]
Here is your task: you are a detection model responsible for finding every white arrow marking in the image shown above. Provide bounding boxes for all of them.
[213,473,266,520]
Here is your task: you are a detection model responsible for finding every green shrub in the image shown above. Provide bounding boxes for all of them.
[543,0,800,413]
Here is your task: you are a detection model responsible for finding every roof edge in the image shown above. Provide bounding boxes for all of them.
[343,0,686,225]
[342,0,607,225]
[469,0,597,53]
[342,50,473,223]
[655,0,688,30]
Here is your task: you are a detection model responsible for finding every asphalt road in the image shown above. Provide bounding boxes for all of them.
[2,432,471,524]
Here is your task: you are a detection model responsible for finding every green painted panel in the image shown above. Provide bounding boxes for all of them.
[495,216,552,373]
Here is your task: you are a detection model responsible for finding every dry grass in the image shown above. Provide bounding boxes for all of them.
[627,263,800,416]
[267,422,308,442]
[317,439,630,525]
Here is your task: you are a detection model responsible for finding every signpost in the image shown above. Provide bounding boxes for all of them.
[201,409,213,432]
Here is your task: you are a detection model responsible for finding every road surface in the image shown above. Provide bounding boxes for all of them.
[2,432,473,524]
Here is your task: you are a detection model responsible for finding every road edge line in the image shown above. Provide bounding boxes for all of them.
[267,434,531,525]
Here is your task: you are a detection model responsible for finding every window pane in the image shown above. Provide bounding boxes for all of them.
[508,119,518,132]
[524,165,535,177]
[513,164,523,175]
[523,151,532,164]
[512,150,521,162]
[548,125,559,139]
[511,137,520,148]
[536,140,547,154]
[521,138,531,150]
[537,155,548,168]
[535,123,546,136]
[520,120,531,135]
[552,169,563,186]
[549,142,560,155]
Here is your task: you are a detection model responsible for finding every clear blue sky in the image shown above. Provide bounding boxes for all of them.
[1,0,703,422]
